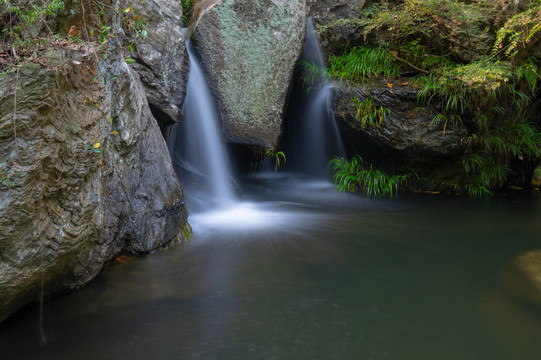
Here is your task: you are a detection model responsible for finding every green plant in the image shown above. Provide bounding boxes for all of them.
[352,97,391,130]
[298,60,329,91]
[329,155,409,198]
[328,46,400,83]
[265,147,286,172]
[494,4,541,60]
[1,0,65,47]
[180,0,194,24]
[0,159,23,188]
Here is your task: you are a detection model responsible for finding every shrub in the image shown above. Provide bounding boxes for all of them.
[330,155,409,198]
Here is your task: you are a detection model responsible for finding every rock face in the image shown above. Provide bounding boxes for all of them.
[310,0,366,55]
[503,250,541,306]
[0,4,188,322]
[127,0,189,126]
[192,0,313,149]
[335,80,466,186]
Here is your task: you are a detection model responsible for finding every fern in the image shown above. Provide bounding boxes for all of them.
[330,155,409,198]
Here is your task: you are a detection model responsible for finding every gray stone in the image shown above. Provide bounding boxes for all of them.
[503,250,541,306]
[192,0,313,149]
[125,0,189,125]
[532,162,541,186]
[310,0,366,55]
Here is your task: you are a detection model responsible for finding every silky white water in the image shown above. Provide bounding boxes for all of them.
[167,34,235,208]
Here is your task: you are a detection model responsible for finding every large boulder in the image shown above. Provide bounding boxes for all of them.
[502,250,541,306]
[0,20,188,321]
[532,163,541,186]
[335,80,466,188]
[192,0,314,149]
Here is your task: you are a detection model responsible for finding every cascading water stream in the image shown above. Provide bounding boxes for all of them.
[167,33,235,209]
[284,18,345,179]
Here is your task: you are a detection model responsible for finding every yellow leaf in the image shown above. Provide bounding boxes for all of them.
[125,8,130,13]
[110,131,118,135]
[93,142,101,149]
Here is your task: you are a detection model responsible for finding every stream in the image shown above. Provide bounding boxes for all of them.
[2,17,541,360]
[1,186,541,360]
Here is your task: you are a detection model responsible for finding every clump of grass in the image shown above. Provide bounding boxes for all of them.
[328,46,400,83]
[329,155,409,198]
[352,97,391,130]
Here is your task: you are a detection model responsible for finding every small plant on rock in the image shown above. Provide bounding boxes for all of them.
[352,97,391,130]
[265,147,286,172]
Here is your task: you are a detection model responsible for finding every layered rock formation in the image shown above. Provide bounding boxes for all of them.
[0,1,189,322]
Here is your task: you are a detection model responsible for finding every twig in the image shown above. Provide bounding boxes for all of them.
[81,0,89,41]
[13,67,19,158]
[392,54,431,74]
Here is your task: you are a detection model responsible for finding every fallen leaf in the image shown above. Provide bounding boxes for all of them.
[68,25,78,37]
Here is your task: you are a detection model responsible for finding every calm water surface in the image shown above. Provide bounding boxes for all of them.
[2,184,541,360]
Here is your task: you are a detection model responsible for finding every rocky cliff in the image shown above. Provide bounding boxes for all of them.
[0,0,189,322]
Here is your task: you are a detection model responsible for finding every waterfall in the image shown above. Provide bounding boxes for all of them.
[167,34,235,209]
[284,18,345,179]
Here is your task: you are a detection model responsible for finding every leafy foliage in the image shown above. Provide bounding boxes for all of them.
[321,0,541,196]
[494,3,541,60]
[1,0,65,47]
[413,60,541,196]
[352,97,391,130]
[330,155,409,198]
[265,147,287,172]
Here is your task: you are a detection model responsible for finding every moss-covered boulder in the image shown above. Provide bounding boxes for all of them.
[502,250,541,306]
[192,0,313,149]
[532,163,541,186]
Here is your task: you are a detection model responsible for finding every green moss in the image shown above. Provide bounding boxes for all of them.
[203,0,305,145]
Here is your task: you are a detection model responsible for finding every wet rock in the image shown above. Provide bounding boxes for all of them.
[125,0,189,126]
[335,80,466,188]
[192,0,313,149]
[0,23,188,321]
[533,163,541,186]
[310,0,366,55]
[502,250,541,306]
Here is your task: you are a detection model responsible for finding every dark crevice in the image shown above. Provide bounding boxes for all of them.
[149,103,177,140]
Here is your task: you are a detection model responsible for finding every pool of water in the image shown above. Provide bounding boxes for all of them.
[2,185,541,360]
